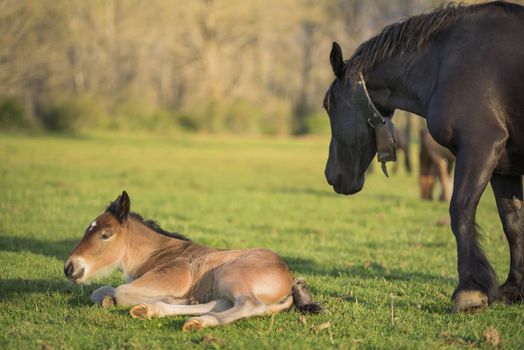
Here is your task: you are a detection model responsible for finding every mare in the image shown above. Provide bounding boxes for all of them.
[64,191,321,331]
[323,2,524,312]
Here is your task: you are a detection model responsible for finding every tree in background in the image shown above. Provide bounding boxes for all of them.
[1,0,517,134]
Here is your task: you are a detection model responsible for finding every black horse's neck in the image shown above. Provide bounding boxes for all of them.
[361,45,441,119]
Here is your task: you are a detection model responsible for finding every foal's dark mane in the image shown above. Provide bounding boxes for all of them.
[106,202,190,241]
[346,1,523,80]
[130,212,191,241]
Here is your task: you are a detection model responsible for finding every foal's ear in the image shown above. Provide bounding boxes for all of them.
[330,42,345,78]
[110,191,131,223]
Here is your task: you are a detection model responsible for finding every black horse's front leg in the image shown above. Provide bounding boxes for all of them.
[491,173,524,303]
[449,147,499,312]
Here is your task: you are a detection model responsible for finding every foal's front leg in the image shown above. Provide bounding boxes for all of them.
[182,297,269,332]
[103,267,192,307]
[90,284,190,308]
[90,286,116,307]
[491,173,524,303]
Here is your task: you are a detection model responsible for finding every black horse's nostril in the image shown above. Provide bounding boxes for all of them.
[64,261,74,278]
[326,174,333,186]
[325,169,336,187]
[330,174,342,188]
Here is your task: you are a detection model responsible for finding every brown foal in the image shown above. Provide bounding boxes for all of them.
[64,191,321,331]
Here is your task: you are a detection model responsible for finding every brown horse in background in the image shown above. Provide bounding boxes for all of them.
[64,191,321,331]
[419,126,455,202]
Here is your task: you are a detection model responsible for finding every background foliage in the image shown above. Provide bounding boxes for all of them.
[4,0,521,134]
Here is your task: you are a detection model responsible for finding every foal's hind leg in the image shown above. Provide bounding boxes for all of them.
[491,173,524,303]
[182,296,272,332]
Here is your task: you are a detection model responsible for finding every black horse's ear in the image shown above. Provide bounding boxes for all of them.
[109,191,131,223]
[330,42,345,78]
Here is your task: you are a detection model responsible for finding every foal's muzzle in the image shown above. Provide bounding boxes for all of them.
[64,261,85,282]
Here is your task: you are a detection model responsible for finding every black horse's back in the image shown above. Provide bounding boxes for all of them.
[434,2,524,174]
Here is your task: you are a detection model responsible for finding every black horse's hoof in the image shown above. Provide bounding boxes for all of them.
[497,282,524,304]
[452,290,488,313]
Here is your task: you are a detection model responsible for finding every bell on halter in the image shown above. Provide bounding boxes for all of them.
[381,162,390,178]
[375,119,397,177]
[354,71,398,178]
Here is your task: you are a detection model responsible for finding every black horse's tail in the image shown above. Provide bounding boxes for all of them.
[291,278,323,313]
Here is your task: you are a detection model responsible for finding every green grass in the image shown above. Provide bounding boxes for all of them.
[1,132,523,349]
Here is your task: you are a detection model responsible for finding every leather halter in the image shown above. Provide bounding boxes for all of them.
[354,72,397,177]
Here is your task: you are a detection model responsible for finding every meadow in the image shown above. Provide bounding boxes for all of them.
[1,132,523,349]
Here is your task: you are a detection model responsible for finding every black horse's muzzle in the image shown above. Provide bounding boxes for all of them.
[326,172,364,195]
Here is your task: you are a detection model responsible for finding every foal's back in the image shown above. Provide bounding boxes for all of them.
[184,246,293,305]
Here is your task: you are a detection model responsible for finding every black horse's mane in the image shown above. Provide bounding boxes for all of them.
[347,1,523,79]
[106,202,190,241]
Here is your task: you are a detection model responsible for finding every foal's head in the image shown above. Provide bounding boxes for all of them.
[64,191,132,284]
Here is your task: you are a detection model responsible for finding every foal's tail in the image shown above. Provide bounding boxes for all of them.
[291,278,323,313]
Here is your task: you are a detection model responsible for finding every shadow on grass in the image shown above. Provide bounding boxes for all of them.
[284,256,456,284]
[367,193,404,202]
[0,235,77,260]
[283,257,458,314]
[0,277,96,304]
[267,186,334,198]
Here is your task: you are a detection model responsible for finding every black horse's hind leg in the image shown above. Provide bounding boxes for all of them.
[449,147,499,312]
[491,173,524,303]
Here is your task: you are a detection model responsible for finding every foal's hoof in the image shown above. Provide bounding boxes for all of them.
[130,304,151,319]
[102,296,116,308]
[452,290,488,313]
[183,318,204,332]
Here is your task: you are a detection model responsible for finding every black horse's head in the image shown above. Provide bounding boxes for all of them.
[323,43,377,195]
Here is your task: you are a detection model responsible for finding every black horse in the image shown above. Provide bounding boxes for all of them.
[323,1,524,312]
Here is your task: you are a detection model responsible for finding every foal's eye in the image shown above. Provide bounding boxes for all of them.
[100,230,112,241]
